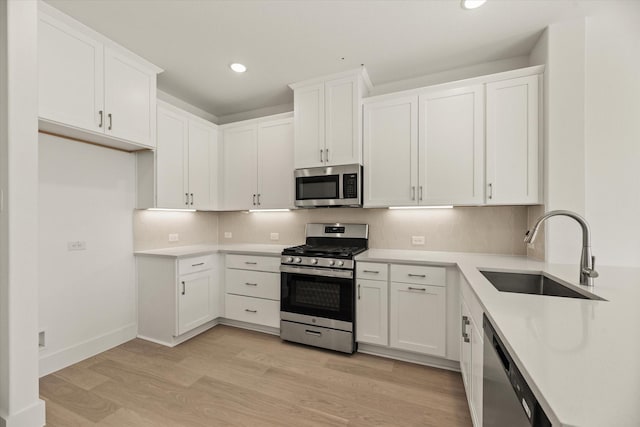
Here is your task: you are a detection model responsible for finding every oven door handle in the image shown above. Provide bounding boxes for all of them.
[280,265,353,279]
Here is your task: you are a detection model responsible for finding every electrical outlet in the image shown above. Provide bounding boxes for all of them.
[270,232,280,241]
[224,232,232,239]
[168,233,179,242]
[67,241,86,251]
[411,236,425,245]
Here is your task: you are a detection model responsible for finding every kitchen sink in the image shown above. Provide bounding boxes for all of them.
[479,270,603,300]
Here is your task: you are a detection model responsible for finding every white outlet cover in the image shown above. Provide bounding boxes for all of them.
[67,241,86,251]
[224,232,232,239]
[270,232,279,241]
[411,236,425,245]
[168,233,179,242]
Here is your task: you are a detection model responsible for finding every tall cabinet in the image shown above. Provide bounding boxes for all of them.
[290,68,371,168]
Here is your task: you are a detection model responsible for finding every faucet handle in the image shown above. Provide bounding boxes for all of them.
[583,255,599,278]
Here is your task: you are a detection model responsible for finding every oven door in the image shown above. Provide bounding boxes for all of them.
[280,265,354,326]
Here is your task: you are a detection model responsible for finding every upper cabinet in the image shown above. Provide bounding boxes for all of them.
[290,68,371,168]
[363,66,543,207]
[221,114,294,211]
[485,75,541,205]
[38,4,162,152]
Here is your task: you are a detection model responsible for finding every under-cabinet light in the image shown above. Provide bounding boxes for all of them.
[388,206,453,210]
[247,209,291,213]
[461,0,486,10]
[229,63,247,73]
[147,208,197,212]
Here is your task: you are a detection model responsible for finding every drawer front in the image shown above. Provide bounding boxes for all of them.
[179,254,215,275]
[225,254,280,273]
[225,269,280,300]
[390,264,446,287]
[224,294,280,328]
[356,262,388,281]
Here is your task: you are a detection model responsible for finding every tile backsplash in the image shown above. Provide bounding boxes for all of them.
[133,210,218,251]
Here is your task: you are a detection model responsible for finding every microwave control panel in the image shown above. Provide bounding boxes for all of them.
[343,174,358,198]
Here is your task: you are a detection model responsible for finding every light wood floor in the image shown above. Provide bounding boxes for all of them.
[40,325,472,426]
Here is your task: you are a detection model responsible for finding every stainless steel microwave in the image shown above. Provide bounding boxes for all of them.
[294,164,362,208]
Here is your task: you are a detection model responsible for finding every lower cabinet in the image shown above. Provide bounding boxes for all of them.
[224,254,280,329]
[460,275,484,427]
[356,278,388,346]
[137,253,219,347]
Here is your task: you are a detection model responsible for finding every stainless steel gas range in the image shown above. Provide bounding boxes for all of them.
[279,223,369,354]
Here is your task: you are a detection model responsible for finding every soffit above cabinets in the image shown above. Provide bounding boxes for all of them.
[44,0,632,118]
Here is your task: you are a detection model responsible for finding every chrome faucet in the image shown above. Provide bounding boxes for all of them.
[524,210,599,287]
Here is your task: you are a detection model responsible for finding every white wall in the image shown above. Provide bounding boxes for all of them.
[38,134,137,376]
[0,1,46,425]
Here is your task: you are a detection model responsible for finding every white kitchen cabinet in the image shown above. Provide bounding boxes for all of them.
[486,74,541,205]
[460,299,473,392]
[38,5,161,151]
[136,253,220,347]
[390,281,446,357]
[221,114,294,211]
[291,68,370,168]
[356,278,388,346]
[224,254,280,329]
[155,101,217,210]
[460,275,484,427]
[363,95,418,207]
[418,85,484,205]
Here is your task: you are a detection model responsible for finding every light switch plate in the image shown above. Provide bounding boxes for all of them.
[67,241,86,251]
[168,233,179,242]
[224,232,232,239]
[411,236,425,245]
[270,232,279,241]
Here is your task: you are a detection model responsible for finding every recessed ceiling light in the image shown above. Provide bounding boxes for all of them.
[461,0,486,9]
[229,63,247,73]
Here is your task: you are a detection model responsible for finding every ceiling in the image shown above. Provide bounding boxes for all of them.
[44,0,622,119]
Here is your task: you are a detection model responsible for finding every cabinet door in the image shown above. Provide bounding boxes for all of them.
[390,281,446,356]
[486,75,540,204]
[470,320,483,426]
[222,124,258,210]
[188,120,214,210]
[38,13,104,133]
[356,278,388,346]
[177,270,212,336]
[293,83,325,168]
[325,76,359,166]
[363,95,419,207]
[257,118,294,209]
[460,299,473,395]
[104,47,155,147]
[419,86,484,205]
[156,105,189,208]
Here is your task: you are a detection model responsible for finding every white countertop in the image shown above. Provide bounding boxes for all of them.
[134,243,290,258]
[357,249,640,427]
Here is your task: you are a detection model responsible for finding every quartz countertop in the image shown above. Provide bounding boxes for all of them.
[134,243,292,258]
[356,249,640,427]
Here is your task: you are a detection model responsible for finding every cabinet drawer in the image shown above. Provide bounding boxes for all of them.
[179,254,215,276]
[225,269,280,300]
[225,294,280,328]
[225,254,280,273]
[390,264,446,287]
[356,262,388,281]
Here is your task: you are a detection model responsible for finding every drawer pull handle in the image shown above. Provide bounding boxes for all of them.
[244,309,257,313]
[245,282,258,286]
[181,281,186,295]
[305,330,322,337]
[191,262,205,267]
[363,270,379,274]
[245,261,258,265]
[462,315,471,343]
[408,286,426,291]
[407,274,426,278]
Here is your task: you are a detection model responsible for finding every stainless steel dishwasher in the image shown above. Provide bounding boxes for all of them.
[483,315,551,427]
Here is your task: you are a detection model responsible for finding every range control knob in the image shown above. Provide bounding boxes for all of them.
[294,257,302,263]
[337,260,344,267]
[310,258,318,265]
[286,257,293,263]
[328,260,335,266]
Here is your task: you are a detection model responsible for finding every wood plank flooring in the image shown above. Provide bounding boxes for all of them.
[40,325,472,426]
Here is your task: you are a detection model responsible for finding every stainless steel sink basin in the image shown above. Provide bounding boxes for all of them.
[480,270,603,300]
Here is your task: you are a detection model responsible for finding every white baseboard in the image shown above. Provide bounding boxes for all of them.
[358,343,461,372]
[138,319,220,347]
[39,323,137,377]
[0,399,45,427]
[218,318,280,336]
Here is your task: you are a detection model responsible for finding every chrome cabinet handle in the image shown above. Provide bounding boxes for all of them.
[190,193,194,206]
[185,193,189,206]
[488,183,493,200]
[98,110,103,128]
[408,286,426,291]
[245,261,257,265]
[191,262,204,267]
[362,270,379,274]
[411,186,416,200]
[462,315,470,343]
[257,194,261,206]
[419,186,423,201]
[244,309,257,313]
[181,281,186,295]
[107,113,112,130]
[320,149,324,163]
[245,282,258,286]
[252,194,256,205]
[305,330,322,337]
[358,284,361,300]
[325,148,329,162]
[407,274,426,278]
